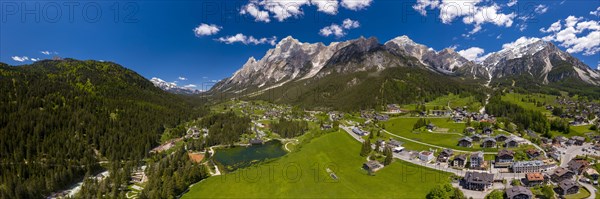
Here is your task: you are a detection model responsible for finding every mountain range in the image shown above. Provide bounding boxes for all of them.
[209,35,600,100]
[208,36,600,107]
[150,77,202,95]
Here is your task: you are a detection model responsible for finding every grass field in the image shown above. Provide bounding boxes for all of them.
[549,125,596,138]
[401,93,482,112]
[382,117,501,152]
[564,186,591,199]
[183,131,452,198]
[501,93,559,117]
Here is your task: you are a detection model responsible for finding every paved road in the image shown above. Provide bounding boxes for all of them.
[579,181,597,199]
[558,143,596,167]
[341,126,526,180]
[207,147,221,176]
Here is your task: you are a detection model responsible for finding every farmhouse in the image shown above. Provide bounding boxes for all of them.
[363,161,383,172]
[571,136,585,146]
[386,104,401,113]
[481,137,497,148]
[458,137,473,147]
[525,172,545,187]
[567,159,590,174]
[512,160,547,173]
[506,186,533,199]
[495,134,509,142]
[505,137,519,148]
[463,172,494,191]
[557,179,580,195]
[387,139,403,148]
[482,127,493,135]
[426,123,437,131]
[471,134,482,142]
[453,154,467,168]
[465,127,476,134]
[496,149,515,163]
[554,136,568,145]
[526,149,541,159]
[551,167,575,182]
[437,149,454,162]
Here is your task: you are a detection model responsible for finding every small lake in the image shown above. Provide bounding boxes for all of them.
[214,140,287,171]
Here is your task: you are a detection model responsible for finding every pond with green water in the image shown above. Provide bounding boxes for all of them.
[214,140,287,172]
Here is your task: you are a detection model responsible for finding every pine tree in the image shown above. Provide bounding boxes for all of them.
[383,147,393,166]
[360,139,372,157]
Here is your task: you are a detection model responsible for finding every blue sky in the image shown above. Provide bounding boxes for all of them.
[1,0,599,91]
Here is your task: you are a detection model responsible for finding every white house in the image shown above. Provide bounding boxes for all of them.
[419,151,434,162]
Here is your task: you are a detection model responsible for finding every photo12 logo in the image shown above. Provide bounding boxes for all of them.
[1,1,139,23]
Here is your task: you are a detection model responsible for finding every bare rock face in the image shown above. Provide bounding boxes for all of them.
[481,38,600,85]
[211,35,600,94]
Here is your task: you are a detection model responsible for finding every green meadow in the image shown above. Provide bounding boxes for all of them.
[183,131,452,198]
[382,117,502,152]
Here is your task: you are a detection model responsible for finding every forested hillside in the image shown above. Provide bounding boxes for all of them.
[0,59,206,198]
[250,67,486,111]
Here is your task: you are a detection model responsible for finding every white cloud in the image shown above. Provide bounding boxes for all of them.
[216,33,278,45]
[311,0,339,14]
[540,20,561,33]
[534,4,548,14]
[507,0,517,7]
[319,18,360,37]
[518,24,527,31]
[457,47,485,61]
[240,2,271,22]
[320,24,345,37]
[541,15,600,55]
[565,16,582,28]
[412,0,440,15]
[590,7,600,17]
[11,56,29,62]
[183,84,197,88]
[178,76,187,81]
[340,0,372,10]
[239,0,371,22]
[590,7,600,16]
[40,51,58,55]
[342,18,360,29]
[193,23,221,37]
[30,58,40,61]
[414,0,516,36]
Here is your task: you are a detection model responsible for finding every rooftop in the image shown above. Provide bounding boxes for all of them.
[506,186,533,198]
[526,172,544,181]
[512,160,544,167]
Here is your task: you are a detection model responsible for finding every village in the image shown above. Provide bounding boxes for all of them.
[343,96,600,199]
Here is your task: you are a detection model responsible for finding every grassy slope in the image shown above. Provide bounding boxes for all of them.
[501,93,558,117]
[402,93,483,112]
[183,131,451,198]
